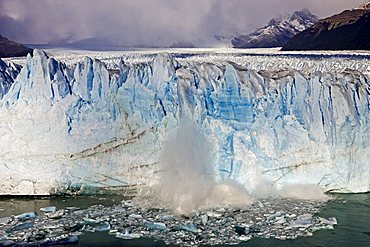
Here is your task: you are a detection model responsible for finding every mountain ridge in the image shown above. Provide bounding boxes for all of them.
[232,9,318,48]
[282,3,370,50]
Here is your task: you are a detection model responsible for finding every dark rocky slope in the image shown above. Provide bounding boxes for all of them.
[283,2,370,50]
[0,35,33,58]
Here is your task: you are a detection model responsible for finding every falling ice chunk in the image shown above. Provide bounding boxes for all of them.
[144,221,167,231]
[15,212,37,220]
[40,206,57,213]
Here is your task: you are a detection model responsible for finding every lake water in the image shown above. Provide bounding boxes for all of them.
[1,193,369,246]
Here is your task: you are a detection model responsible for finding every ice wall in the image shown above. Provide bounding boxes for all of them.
[0,50,369,195]
[0,58,21,99]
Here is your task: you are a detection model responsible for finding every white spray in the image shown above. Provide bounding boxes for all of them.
[155,119,254,214]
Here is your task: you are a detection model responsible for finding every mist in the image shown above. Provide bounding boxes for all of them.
[153,119,328,214]
[0,0,367,47]
[155,119,253,214]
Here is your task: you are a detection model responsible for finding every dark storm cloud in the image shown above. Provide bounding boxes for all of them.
[0,0,367,46]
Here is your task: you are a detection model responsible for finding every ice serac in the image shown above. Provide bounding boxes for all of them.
[0,58,21,99]
[0,49,369,195]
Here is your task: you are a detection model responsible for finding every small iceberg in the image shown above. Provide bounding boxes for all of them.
[15,212,37,220]
[144,221,167,231]
[116,229,141,240]
[40,206,57,213]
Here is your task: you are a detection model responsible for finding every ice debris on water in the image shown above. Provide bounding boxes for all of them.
[46,210,64,219]
[116,229,141,240]
[291,214,313,228]
[8,222,33,232]
[14,212,36,220]
[175,223,200,233]
[0,198,338,246]
[144,221,167,231]
[95,223,111,232]
[40,206,57,213]
[319,217,337,225]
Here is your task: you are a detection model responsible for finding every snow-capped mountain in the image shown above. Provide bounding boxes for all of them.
[0,49,369,195]
[232,9,318,48]
[283,2,370,50]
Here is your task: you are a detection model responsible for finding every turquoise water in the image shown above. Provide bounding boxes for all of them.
[1,194,370,246]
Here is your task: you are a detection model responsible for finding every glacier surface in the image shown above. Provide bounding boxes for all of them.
[0,49,369,195]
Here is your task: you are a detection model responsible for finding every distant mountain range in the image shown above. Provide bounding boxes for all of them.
[0,35,33,58]
[282,2,370,50]
[232,9,318,48]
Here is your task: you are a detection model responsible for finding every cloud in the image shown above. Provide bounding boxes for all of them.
[0,0,367,47]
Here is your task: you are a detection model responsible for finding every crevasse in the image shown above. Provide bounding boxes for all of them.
[0,49,369,195]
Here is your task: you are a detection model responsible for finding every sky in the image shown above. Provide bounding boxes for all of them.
[0,0,367,47]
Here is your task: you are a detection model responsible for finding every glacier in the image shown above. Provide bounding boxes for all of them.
[0,59,21,99]
[0,49,369,195]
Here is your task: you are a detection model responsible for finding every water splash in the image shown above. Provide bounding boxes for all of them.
[154,119,253,214]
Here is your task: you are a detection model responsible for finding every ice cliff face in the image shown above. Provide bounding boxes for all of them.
[0,50,369,195]
[0,58,21,99]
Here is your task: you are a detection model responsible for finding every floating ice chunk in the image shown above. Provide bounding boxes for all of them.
[128,214,143,221]
[273,217,286,224]
[144,221,167,231]
[238,235,251,241]
[40,206,57,213]
[0,217,11,225]
[95,223,111,231]
[234,226,248,235]
[116,230,141,240]
[207,211,223,218]
[15,212,36,220]
[319,217,337,225]
[200,214,208,225]
[0,240,15,246]
[82,217,99,224]
[9,222,33,232]
[41,235,79,245]
[46,210,64,219]
[161,215,174,221]
[266,211,284,221]
[291,214,313,228]
[175,223,200,233]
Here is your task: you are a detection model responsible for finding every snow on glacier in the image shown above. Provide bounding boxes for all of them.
[0,49,369,195]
